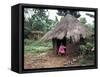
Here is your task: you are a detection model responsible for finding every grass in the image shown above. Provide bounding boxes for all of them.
[78,52,95,66]
[24,39,52,54]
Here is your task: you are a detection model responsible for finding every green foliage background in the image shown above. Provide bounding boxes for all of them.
[24,8,58,38]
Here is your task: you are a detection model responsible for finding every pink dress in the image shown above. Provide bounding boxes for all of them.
[58,45,66,54]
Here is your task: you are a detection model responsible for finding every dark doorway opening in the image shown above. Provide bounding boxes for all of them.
[56,37,66,53]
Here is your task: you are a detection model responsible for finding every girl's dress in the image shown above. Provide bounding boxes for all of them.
[58,45,66,54]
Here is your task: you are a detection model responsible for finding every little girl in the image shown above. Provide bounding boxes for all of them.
[58,43,66,55]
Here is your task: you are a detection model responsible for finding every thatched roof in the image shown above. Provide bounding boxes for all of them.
[40,14,92,42]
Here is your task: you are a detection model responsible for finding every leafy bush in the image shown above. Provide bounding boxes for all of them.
[24,39,34,45]
[79,38,95,65]
[24,39,52,54]
[79,40,94,55]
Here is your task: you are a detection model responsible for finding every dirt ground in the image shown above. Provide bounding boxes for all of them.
[24,49,81,69]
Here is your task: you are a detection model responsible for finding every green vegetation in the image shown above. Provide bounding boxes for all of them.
[80,17,94,32]
[79,41,95,65]
[78,17,95,65]
[24,8,58,38]
[24,39,52,54]
[80,17,87,24]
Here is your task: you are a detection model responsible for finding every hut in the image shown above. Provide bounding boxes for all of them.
[28,31,44,40]
[40,14,92,55]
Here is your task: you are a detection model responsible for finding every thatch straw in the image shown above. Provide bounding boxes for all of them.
[40,14,92,42]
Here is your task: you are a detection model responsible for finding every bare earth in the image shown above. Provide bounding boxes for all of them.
[24,49,81,69]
